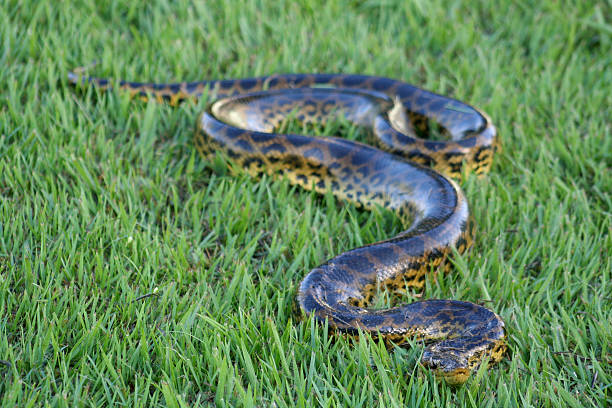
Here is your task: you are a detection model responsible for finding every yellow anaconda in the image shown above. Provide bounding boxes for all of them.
[68,71,506,385]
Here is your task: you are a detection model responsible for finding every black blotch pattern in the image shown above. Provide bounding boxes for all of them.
[218,79,236,90]
[406,150,433,167]
[186,82,204,94]
[359,314,386,327]
[455,237,467,249]
[328,142,350,159]
[341,255,374,275]
[394,131,415,145]
[262,143,287,154]
[235,139,253,152]
[341,76,367,87]
[457,137,477,148]
[427,248,443,262]
[372,77,392,91]
[351,152,369,166]
[239,78,258,90]
[288,134,312,147]
[356,166,369,178]
[282,155,303,168]
[251,132,275,143]
[226,149,240,159]
[225,127,244,138]
[368,245,399,266]
[265,77,280,89]
[303,148,324,161]
[424,140,444,152]
[243,157,264,168]
[444,151,464,161]
[474,146,490,162]
[448,162,462,175]
[306,162,323,171]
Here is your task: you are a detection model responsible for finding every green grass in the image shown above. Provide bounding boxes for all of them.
[1,0,610,406]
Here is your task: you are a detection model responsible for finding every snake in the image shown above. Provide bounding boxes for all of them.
[68,70,506,385]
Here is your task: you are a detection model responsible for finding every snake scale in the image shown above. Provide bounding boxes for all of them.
[69,70,506,385]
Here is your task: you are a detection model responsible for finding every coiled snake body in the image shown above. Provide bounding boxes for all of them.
[69,71,506,385]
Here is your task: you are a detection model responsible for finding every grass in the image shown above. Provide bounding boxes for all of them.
[1,0,610,406]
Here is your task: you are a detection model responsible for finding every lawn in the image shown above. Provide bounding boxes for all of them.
[1,0,610,406]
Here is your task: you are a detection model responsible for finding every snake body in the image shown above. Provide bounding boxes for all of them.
[69,72,506,385]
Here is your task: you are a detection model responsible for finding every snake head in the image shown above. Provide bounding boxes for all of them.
[421,345,471,386]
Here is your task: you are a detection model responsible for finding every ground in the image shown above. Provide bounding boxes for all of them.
[0,0,610,406]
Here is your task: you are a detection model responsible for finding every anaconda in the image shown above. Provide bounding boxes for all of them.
[68,71,506,385]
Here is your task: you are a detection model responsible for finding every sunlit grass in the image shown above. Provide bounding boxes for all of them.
[1,0,610,406]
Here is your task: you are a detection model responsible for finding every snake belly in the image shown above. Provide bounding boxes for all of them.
[69,72,506,385]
